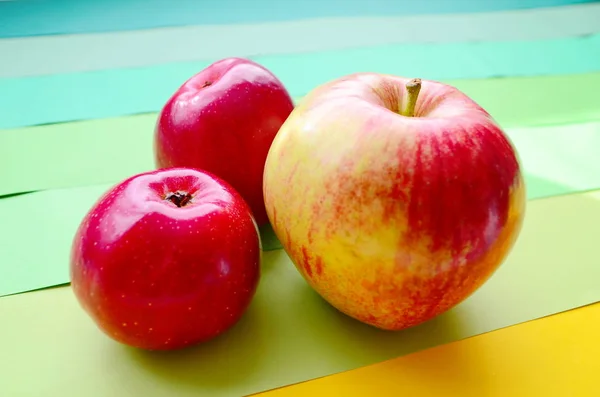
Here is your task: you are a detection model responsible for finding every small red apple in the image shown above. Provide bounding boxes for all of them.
[70,167,261,350]
[263,73,526,331]
[154,57,295,227]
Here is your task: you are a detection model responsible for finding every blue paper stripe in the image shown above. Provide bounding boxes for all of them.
[1,33,599,129]
[0,0,596,38]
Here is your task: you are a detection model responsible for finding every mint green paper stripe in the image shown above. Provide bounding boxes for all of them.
[1,34,599,129]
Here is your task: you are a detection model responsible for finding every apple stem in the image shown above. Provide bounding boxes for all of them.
[165,191,193,208]
[402,78,422,117]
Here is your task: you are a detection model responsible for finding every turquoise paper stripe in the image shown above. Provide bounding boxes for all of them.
[0,0,596,38]
[1,34,599,129]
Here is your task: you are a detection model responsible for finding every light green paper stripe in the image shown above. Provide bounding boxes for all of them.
[2,119,600,297]
[2,72,600,198]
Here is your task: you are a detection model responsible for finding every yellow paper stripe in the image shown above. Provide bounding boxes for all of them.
[258,303,600,396]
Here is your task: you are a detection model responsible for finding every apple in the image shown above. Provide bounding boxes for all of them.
[263,73,526,331]
[70,167,262,350]
[154,57,295,227]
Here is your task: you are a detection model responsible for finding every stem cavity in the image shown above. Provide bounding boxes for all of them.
[165,191,193,208]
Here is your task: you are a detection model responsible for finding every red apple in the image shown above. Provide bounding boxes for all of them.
[70,167,262,350]
[154,57,295,227]
[263,73,526,331]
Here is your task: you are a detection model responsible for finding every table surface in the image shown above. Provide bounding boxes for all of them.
[1,1,599,396]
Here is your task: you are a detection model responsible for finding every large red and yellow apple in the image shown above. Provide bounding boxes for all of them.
[263,73,526,330]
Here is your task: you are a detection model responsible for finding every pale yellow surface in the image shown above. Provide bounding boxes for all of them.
[1,190,600,396]
[259,302,600,397]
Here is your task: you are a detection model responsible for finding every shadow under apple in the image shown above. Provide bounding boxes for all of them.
[117,249,472,396]
[121,297,271,394]
[259,223,282,252]
[288,275,470,368]
[253,250,471,383]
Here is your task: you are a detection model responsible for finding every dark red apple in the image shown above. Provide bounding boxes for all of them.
[154,57,295,226]
[69,167,261,351]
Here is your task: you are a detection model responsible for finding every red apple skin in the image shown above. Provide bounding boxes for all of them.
[263,73,526,331]
[70,168,262,351]
[154,57,295,227]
